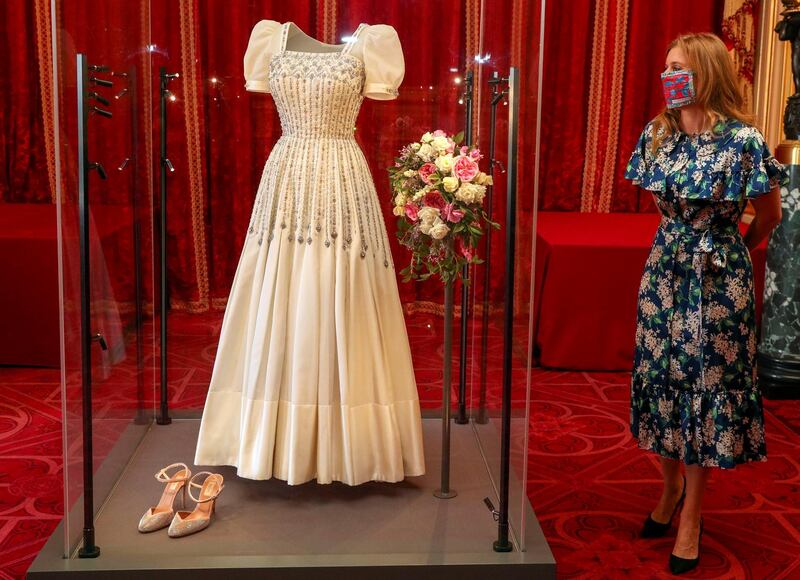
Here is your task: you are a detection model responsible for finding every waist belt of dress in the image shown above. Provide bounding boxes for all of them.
[657,219,741,388]
[658,218,740,271]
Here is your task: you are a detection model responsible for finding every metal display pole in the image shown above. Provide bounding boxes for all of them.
[76,53,114,559]
[434,279,457,499]
[494,66,519,553]
[477,71,508,424]
[456,70,475,425]
[157,67,179,425]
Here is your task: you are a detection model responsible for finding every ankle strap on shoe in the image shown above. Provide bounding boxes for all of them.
[187,471,225,503]
[155,462,191,483]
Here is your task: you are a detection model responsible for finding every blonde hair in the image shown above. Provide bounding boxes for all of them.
[651,32,755,152]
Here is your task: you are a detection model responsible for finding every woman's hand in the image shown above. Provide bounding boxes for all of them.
[744,186,783,252]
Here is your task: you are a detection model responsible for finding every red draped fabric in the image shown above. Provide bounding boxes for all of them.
[538,0,725,213]
[6,0,735,313]
[0,0,51,203]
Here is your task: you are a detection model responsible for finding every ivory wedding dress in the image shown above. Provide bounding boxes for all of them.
[193,20,426,485]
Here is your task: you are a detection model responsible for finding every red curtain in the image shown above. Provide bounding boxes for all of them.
[0,0,51,203]
[538,0,725,213]
[8,0,732,312]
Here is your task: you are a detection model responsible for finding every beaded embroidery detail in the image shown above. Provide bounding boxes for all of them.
[246,22,393,269]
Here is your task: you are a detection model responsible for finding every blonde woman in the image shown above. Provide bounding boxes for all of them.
[624,33,786,574]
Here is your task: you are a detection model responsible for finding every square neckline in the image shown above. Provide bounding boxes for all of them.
[282,21,367,56]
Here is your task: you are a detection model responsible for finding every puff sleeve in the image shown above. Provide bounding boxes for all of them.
[362,25,404,100]
[741,129,789,199]
[243,19,281,93]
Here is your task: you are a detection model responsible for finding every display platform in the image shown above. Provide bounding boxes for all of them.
[29,417,555,579]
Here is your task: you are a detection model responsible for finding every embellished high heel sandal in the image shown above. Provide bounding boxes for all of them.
[167,471,224,538]
[137,462,192,533]
[641,474,686,538]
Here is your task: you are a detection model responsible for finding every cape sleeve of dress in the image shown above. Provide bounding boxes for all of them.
[243,19,281,93]
[362,25,404,100]
[741,128,789,199]
[624,121,666,192]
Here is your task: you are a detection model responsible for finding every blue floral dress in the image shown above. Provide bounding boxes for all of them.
[624,117,788,468]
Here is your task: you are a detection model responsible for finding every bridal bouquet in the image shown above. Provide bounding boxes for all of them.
[388,129,499,285]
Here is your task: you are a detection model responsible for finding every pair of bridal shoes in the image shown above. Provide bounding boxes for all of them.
[137,462,225,538]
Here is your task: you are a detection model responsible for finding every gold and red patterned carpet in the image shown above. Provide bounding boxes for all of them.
[1,311,799,579]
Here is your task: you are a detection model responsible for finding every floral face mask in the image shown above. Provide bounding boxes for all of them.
[660,69,696,109]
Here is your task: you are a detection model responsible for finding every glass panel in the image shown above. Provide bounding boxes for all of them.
[53,0,156,556]
[466,0,542,550]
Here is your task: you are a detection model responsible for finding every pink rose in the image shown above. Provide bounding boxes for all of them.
[443,203,465,223]
[457,238,474,261]
[469,148,483,161]
[424,190,447,211]
[433,129,447,137]
[460,145,469,156]
[418,162,437,184]
[453,155,480,182]
[446,139,456,154]
[405,203,420,222]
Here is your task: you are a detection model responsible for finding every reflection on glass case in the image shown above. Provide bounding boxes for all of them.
[28,1,553,577]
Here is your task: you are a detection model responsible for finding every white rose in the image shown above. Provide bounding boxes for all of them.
[476,172,493,186]
[454,183,487,204]
[430,219,450,240]
[435,153,455,174]
[442,176,459,193]
[420,132,433,143]
[403,169,416,177]
[393,205,405,217]
[418,206,440,226]
[394,193,407,206]
[410,142,421,150]
[431,135,450,153]
[417,143,434,161]
[412,188,426,201]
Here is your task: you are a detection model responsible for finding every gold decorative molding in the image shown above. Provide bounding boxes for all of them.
[34,0,56,203]
[754,0,794,151]
[178,0,210,312]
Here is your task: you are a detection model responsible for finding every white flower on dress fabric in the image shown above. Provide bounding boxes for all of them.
[430,219,450,240]
[435,153,455,174]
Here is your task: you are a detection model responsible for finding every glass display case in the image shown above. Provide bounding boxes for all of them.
[29,1,553,577]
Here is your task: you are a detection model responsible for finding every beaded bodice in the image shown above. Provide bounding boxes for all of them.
[245,22,394,270]
[268,25,366,140]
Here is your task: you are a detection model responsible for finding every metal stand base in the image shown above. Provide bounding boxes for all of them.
[454,415,469,425]
[759,353,800,400]
[433,489,458,499]
[156,416,172,425]
[493,540,513,553]
[77,545,100,559]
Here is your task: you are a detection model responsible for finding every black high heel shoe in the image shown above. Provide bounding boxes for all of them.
[669,517,703,575]
[640,474,686,538]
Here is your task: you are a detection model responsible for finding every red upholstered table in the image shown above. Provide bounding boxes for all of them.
[0,204,60,367]
[532,211,767,371]
[0,203,133,368]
